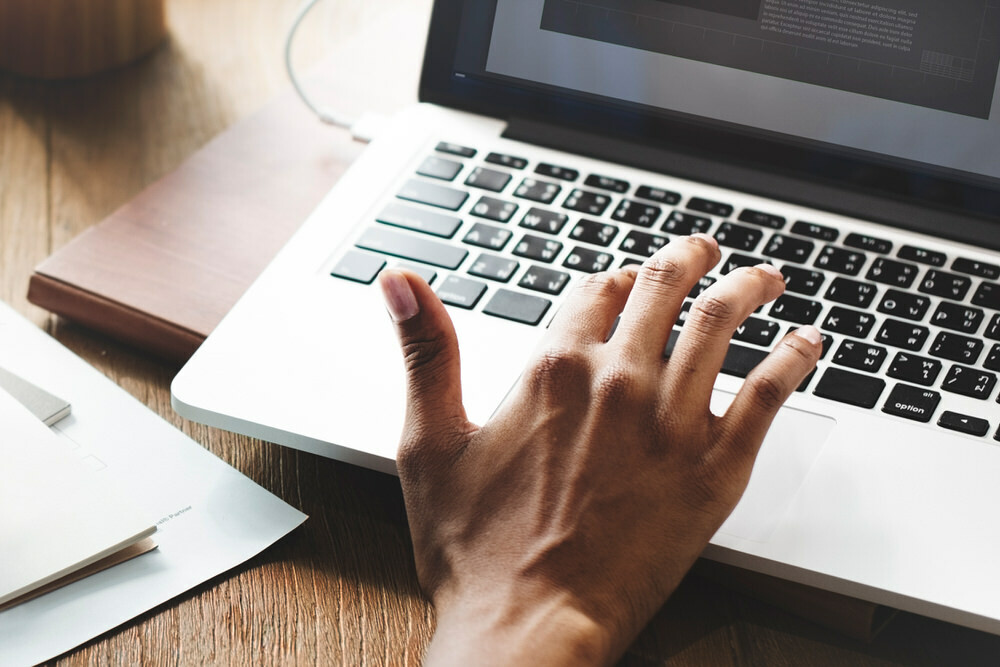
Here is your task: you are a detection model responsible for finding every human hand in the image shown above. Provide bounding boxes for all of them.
[378,235,822,666]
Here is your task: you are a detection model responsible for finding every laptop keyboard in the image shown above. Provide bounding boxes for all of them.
[329,139,1000,442]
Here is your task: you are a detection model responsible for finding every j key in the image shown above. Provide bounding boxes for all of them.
[887,352,942,386]
[825,277,878,309]
[822,306,876,338]
[585,174,630,193]
[689,276,716,299]
[953,257,1000,280]
[882,384,940,423]
[919,270,971,301]
[468,253,519,283]
[662,211,712,235]
[330,251,385,284]
[763,234,814,263]
[518,266,571,296]
[941,365,997,400]
[570,219,619,247]
[972,283,1000,310]
[721,253,769,275]
[611,200,661,227]
[875,319,929,351]
[514,178,562,204]
[483,289,552,326]
[519,207,569,235]
[535,163,579,181]
[789,327,834,358]
[437,275,487,309]
[899,245,946,266]
[733,317,780,347]
[780,265,825,296]
[563,189,612,216]
[470,196,518,223]
[356,226,468,269]
[814,245,866,276]
[931,302,984,334]
[720,344,769,378]
[619,230,669,257]
[770,294,823,325]
[929,331,983,365]
[463,222,513,250]
[791,221,838,242]
[985,344,1000,372]
[866,257,918,288]
[832,340,887,373]
[715,222,763,252]
[687,197,733,218]
[465,166,511,192]
[513,234,563,263]
[397,178,468,211]
[989,314,1000,340]
[416,155,463,181]
[938,411,991,437]
[563,246,614,273]
[376,202,462,238]
[738,209,785,229]
[877,289,931,321]
[814,368,886,408]
[435,142,475,158]
[485,152,527,169]
[844,233,892,254]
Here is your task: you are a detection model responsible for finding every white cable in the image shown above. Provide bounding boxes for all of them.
[285,0,355,130]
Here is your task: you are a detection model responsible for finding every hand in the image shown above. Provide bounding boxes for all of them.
[378,235,822,666]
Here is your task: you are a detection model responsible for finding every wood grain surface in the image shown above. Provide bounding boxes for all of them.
[3,0,1000,664]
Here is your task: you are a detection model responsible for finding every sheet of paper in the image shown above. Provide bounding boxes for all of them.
[0,303,307,666]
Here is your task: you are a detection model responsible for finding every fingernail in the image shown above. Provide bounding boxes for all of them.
[691,232,718,248]
[756,263,782,279]
[793,325,823,345]
[379,271,419,323]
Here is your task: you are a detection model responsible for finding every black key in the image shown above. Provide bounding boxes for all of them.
[844,233,892,254]
[465,166,511,192]
[989,314,1000,341]
[519,207,568,235]
[877,289,931,321]
[733,317,780,347]
[887,352,942,387]
[832,339,887,373]
[563,189,612,216]
[788,327,834,358]
[738,209,785,229]
[621,258,644,268]
[763,234,814,263]
[611,200,661,228]
[394,263,438,285]
[435,142,475,158]
[485,152,527,169]
[770,294,823,325]
[535,163,579,181]
[720,253,769,275]
[437,275,487,309]
[825,277,878,309]
[987,344,1000,372]
[875,319,929,351]
[514,178,561,204]
[791,221,838,242]
[687,197,733,218]
[397,178,468,211]
[330,250,385,284]
[635,185,682,205]
[619,230,669,258]
[662,211,712,235]
[931,302,984,334]
[814,368,886,408]
[470,196,518,223]
[720,344,769,378]
[513,235,563,263]
[941,365,997,400]
[463,222,513,251]
[468,253,519,282]
[585,174,630,193]
[356,226,468,269]
[570,219,619,247]
[953,257,1000,280]
[866,257,918,288]
[972,283,1000,311]
[714,222,763,252]
[919,270,971,301]
[416,155,463,181]
[483,289,551,325]
[563,247,614,273]
[689,276,716,299]
[376,202,462,238]
[518,266,571,296]
[882,384,940,423]
[929,331,983,365]
[822,306,876,338]
[938,411,991,437]
[899,245,946,266]
[780,265,825,296]
[814,245,866,276]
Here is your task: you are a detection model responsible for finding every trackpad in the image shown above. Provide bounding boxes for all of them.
[711,390,836,542]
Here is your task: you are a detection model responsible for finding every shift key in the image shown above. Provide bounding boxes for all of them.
[397,178,469,210]
[356,227,468,269]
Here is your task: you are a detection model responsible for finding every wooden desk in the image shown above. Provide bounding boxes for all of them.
[3,0,999,663]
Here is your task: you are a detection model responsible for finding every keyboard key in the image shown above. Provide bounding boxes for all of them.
[832,340,887,373]
[435,142,475,158]
[720,253,769,275]
[356,227,468,269]
[397,178,468,211]
[941,365,997,400]
[844,233,892,254]
[689,276,716,299]
[635,185,682,205]
[465,166,511,192]
[535,163,579,181]
[437,275,487,309]
[985,344,1000,372]
[394,263,437,285]
[770,294,823,325]
[733,317,780,347]
[619,230,669,257]
[485,152,527,169]
[814,368,886,408]
[898,245,946,266]
[938,411,991,437]
[611,200,661,227]
[330,251,385,284]
[989,314,1000,340]
[518,266,571,296]
[866,257,918,288]
[738,209,785,229]
[468,253,519,282]
[563,189,612,216]
[570,219,619,247]
[514,178,561,204]
[875,319,929,351]
[780,265,825,296]
[822,306,876,338]
[972,283,1000,310]
[519,207,569,235]
[931,302,984,334]
[918,270,971,301]
[687,197,733,218]
[824,277,878,309]
[483,289,552,325]
[887,352,942,386]
[952,257,1000,280]
[877,289,931,321]
[585,174,630,193]
[376,202,462,238]
[762,234,814,263]
[791,221,839,242]
[463,222,513,250]
[676,301,693,326]
[929,331,983,365]
[470,196,518,223]
[882,384,940,423]
[417,155,463,181]
[513,235,563,263]
[662,211,712,235]
[720,344,769,378]
[814,245,866,276]
[563,247,614,273]
[715,222,763,252]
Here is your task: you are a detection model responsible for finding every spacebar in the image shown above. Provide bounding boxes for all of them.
[356,227,468,270]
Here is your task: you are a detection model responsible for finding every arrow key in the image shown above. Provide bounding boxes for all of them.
[938,411,990,437]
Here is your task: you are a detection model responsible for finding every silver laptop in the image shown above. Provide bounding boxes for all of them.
[173,0,1000,634]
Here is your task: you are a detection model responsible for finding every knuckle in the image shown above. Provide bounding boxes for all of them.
[641,256,688,288]
[576,271,627,300]
[401,336,451,377]
[743,373,790,411]
[525,347,591,396]
[690,295,737,331]
[593,364,643,408]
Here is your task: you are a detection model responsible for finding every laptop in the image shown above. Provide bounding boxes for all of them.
[173,0,1000,634]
